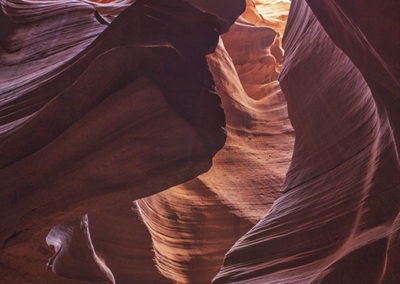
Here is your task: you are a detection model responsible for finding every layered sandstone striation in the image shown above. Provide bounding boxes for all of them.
[136,35,293,283]
[135,1,293,282]
[214,0,400,283]
[0,0,243,282]
[1,0,399,283]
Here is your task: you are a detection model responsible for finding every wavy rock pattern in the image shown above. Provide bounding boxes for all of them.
[0,0,244,282]
[1,0,399,283]
[136,3,293,282]
[214,0,400,283]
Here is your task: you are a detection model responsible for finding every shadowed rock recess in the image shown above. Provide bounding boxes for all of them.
[0,0,399,283]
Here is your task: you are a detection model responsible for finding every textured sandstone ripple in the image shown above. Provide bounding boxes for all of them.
[0,0,246,282]
[136,2,294,282]
[1,0,398,283]
[214,0,400,283]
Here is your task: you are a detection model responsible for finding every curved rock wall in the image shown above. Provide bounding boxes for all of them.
[0,0,242,282]
[214,0,400,282]
[1,0,399,283]
[136,35,293,282]
[135,2,293,282]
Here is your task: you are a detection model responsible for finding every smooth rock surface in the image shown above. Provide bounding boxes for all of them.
[214,0,400,283]
[1,0,399,283]
[137,34,293,282]
[0,0,237,282]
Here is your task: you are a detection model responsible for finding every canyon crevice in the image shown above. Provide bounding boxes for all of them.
[0,0,399,283]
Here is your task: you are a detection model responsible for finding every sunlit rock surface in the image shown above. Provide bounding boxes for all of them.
[243,0,290,37]
[134,1,293,282]
[136,36,293,283]
[1,0,399,283]
[214,0,400,283]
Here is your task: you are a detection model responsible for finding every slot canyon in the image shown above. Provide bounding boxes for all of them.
[0,0,399,283]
